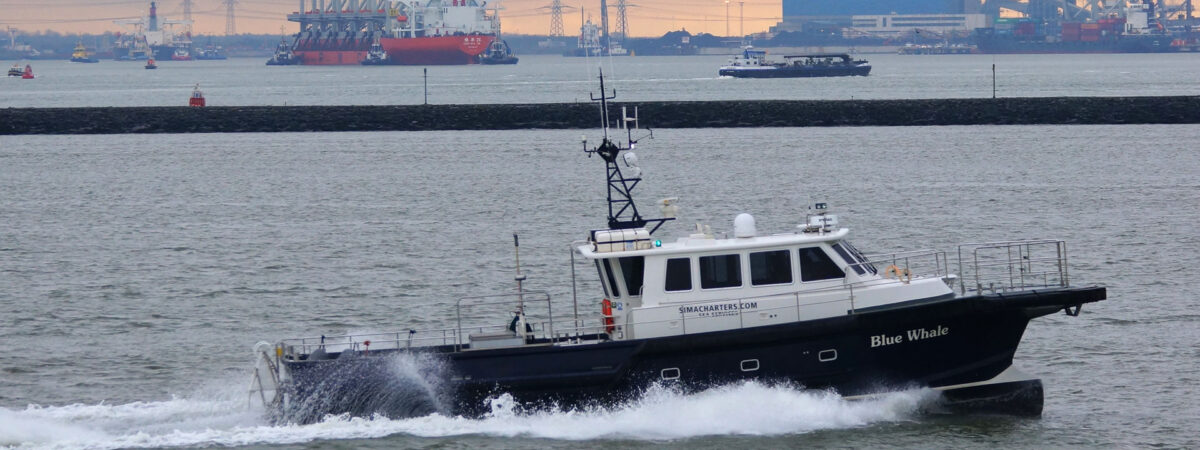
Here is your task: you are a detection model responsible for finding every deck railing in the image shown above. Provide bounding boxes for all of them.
[957,239,1069,295]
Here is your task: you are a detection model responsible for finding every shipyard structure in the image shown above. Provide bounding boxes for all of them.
[280,0,498,65]
[772,0,1196,53]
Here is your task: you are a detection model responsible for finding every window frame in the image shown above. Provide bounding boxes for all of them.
[749,249,794,287]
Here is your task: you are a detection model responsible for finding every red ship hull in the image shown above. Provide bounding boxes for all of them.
[293,35,494,65]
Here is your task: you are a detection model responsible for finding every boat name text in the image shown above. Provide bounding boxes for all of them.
[870,326,949,348]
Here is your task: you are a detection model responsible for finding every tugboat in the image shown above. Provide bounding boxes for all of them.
[145,57,157,69]
[7,64,23,77]
[359,39,389,65]
[20,64,34,79]
[250,72,1106,424]
[478,39,519,65]
[265,37,299,66]
[69,42,100,63]
[171,46,192,61]
[719,47,871,78]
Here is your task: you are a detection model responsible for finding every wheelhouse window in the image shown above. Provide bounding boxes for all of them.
[700,254,742,289]
[750,249,793,286]
[664,257,692,292]
[798,247,845,282]
[844,241,878,275]
[831,242,866,276]
[618,256,645,297]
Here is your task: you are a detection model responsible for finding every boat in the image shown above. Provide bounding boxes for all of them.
[7,64,22,77]
[478,39,519,64]
[194,44,228,60]
[111,2,189,61]
[285,0,497,65]
[69,42,100,63]
[265,37,300,66]
[249,72,1107,424]
[359,39,389,65]
[719,48,871,78]
[20,64,34,79]
[145,58,157,69]
[171,46,192,61]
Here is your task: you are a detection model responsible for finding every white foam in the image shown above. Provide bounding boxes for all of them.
[0,381,930,449]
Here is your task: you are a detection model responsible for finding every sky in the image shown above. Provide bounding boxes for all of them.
[0,0,785,37]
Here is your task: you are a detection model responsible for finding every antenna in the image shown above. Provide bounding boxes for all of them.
[584,70,670,234]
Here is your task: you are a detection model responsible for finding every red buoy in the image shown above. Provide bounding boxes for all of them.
[189,84,206,107]
[21,64,33,79]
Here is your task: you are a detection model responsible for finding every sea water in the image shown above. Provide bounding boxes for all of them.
[1,56,1199,448]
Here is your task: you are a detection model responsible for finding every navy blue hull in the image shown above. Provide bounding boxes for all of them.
[719,65,871,78]
[278,286,1103,423]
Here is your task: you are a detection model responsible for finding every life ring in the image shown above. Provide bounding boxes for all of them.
[601,298,615,334]
[883,264,911,284]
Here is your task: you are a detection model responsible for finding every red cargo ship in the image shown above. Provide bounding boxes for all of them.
[285,0,498,65]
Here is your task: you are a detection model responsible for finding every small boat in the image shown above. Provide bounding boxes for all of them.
[194,44,227,60]
[250,71,1105,424]
[171,47,192,61]
[69,42,100,63]
[7,64,22,77]
[719,47,871,78]
[360,39,389,65]
[145,58,157,69]
[478,39,519,65]
[265,37,299,66]
[21,64,34,79]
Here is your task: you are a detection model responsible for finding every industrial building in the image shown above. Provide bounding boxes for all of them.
[774,0,981,33]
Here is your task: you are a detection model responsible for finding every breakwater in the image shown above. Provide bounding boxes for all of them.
[4,96,1199,135]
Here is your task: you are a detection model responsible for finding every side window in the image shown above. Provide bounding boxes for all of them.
[664,258,692,292]
[699,254,742,289]
[798,247,845,282]
[618,256,645,297]
[750,249,793,286]
[602,259,622,298]
[831,242,866,276]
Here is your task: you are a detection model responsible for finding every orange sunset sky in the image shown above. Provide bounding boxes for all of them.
[0,0,785,37]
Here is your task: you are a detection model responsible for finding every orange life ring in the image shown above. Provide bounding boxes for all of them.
[601,298,615,334]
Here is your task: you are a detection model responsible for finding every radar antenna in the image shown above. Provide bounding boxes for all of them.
[583,69,671,234]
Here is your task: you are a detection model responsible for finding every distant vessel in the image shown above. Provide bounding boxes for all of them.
[719,48,870,78]
[21,64,34,79]
[898,43,977,55]
[565,16,628,57]
[478,39,519,64]
[171,46,192,61]
[70,42,100,63]
[145,58,157,69]
[194,44,227,60]
[112,2,192,61]
[284,0,498,65]
[8,64,23,77]
[265,37,300,66]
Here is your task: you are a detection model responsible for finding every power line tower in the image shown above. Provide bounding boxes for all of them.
[614,0,628,42]
[549,0,565,37]
[180,0,193,35]
[223,0,237,36]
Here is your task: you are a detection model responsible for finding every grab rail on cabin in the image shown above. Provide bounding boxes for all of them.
[956,240,1069,296]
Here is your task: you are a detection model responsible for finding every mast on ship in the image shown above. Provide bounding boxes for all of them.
[583,70,672,234]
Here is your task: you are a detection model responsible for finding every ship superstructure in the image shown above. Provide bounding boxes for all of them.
[113,2,193,61]
[285,0,498,65]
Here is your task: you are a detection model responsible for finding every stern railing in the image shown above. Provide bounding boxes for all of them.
[956,239,1069,295]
